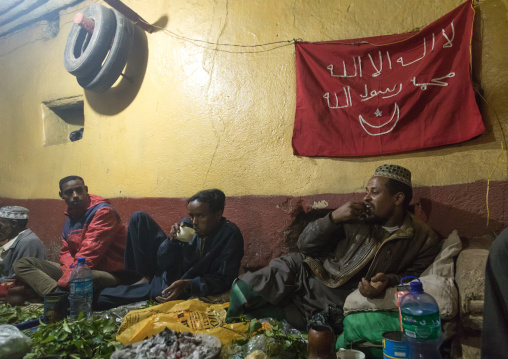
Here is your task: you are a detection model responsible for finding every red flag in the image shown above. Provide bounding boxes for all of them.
[292,0,484,157]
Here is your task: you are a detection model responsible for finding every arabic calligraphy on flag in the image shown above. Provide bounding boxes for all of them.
[292,0,484,157]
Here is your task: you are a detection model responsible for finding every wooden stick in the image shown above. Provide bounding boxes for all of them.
[74,13,95,33]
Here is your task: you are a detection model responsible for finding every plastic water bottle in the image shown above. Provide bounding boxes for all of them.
[400,278,442,359]
[69,257,93,320]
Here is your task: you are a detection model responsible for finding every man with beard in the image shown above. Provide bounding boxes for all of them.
[14,176,127,299]
[226,164,441,331]
[96,189,244,309]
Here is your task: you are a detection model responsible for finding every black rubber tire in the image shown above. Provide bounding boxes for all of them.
[77,10,134,93]
[63,4,116,77]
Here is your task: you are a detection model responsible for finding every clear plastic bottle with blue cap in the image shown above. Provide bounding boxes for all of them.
[69,257,93,320]
[400,276,442,359]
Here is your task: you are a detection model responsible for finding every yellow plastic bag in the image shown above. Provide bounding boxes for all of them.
[116,299,249,345]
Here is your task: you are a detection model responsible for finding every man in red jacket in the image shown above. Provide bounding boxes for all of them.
[14,176,127,299]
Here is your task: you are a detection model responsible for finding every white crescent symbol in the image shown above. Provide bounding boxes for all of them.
[358,103,400,136]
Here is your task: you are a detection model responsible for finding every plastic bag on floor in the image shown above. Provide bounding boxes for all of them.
[100,301,148,324]
[0,325,32,359]
[116,299,248,345]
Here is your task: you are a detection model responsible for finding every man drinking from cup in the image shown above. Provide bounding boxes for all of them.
[97,189,244,309]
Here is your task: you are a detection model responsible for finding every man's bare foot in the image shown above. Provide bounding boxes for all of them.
[133,276,151,285]
[6,285,42,306]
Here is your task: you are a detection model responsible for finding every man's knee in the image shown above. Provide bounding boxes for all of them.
[276,252,306,270]
[92,270,120,289]
[13,257,37,273]
[130,211,150,223]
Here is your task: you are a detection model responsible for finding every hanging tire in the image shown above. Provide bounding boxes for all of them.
[64,4,116,77]
[77,10,134,93]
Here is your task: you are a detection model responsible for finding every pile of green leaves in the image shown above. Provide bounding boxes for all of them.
[138,298,159,309]
[223,318,308,359]
[24,313,122,359]
[259,320,307,358]
[0,303,43,325]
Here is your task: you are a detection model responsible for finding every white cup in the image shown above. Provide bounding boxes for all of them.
[176,226,195,242]
[336,349,366,359]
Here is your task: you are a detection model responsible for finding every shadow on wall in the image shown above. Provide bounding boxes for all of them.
[85,23,149,115]
[416,196,506,239]
[283,206,331,253]
[413,181,508,238]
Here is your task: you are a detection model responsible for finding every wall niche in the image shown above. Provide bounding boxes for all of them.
[42,95,84,146]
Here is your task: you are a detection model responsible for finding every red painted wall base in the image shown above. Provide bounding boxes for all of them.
[1,180,506,269]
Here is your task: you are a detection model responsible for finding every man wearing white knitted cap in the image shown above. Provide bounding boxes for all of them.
[227,164,441,332]
[0,206,46,282]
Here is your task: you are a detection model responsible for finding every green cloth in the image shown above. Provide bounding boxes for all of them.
[335,311,401,359]
[226,278,285,322]
[336,333,383,359]
[335,311,399,359]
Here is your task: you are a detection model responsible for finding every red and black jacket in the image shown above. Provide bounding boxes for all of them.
[57,194,126,287]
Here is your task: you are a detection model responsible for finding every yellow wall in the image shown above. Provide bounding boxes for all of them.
[0,0,507,199]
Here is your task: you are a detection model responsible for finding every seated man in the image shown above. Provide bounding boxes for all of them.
[227,164,441,331]
[14,176,127,299]
[0,206,46,282]
[482,228,508,358]
[97,189,244,309]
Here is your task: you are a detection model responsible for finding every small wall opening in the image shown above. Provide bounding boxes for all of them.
[42,96,84,146]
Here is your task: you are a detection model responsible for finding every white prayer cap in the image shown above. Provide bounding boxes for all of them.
[374,164,412,188]
[0,206,29,219]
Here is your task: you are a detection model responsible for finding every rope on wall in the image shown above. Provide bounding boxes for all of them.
[476,89,508,228]
[136,17,299,53]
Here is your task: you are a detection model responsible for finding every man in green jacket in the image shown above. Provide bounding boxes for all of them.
[227,164,441,331]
